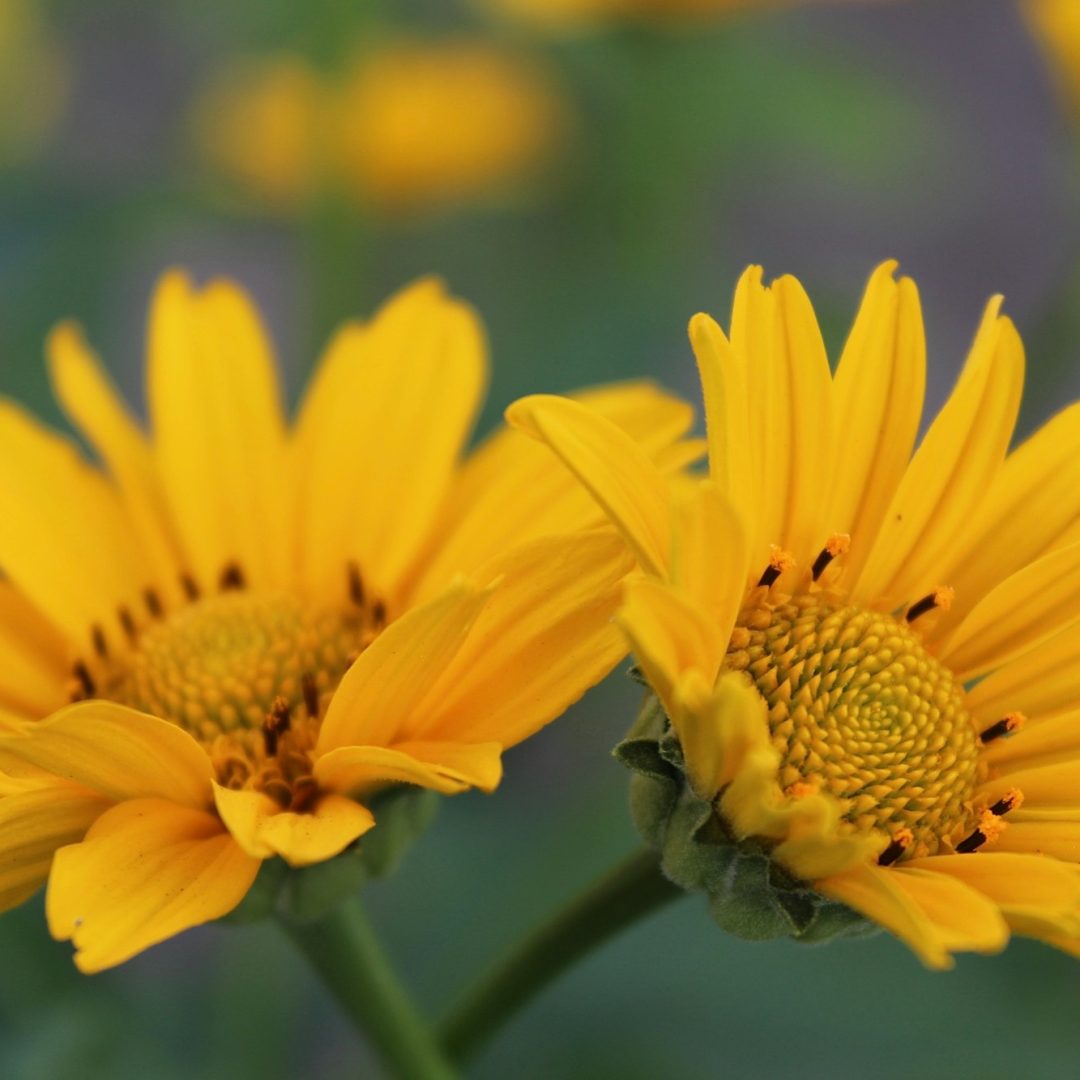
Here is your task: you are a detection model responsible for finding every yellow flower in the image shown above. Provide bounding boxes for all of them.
[508,261,1080,968]
[1023,0,1080,115]
[195,40,567,214]
[0,272,696,972]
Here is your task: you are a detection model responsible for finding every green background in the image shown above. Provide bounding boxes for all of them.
[1,1,1079,1077]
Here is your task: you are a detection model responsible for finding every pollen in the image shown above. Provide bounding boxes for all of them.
[725,591,984,859]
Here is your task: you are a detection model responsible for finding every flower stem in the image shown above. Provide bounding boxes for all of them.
[438,847,681,1066]
[281,896,459,1080]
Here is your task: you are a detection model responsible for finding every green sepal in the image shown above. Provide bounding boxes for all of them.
[219,856,289,924]
[615,691,877,947]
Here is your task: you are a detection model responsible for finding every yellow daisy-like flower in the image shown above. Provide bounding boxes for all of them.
[195,39,567,215]
[509,261,1080,968]
[0,272,696,972]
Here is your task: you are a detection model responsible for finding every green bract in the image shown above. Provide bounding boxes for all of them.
[614,691,877,946]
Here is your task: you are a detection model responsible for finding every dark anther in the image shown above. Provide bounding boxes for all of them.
[347,561,365,607]
[877,827,913,867]
[954,828,988,854]
[290,776,319,814]
[980,712,1025,744]
[144,588,164,619]
[262,697,292,756]
[91,624,108,659]
[811,535,850,582]
[180,572,200,601]
[905,587,954,623]
[989,788,1023,817]
[302,673,319,719]
[118,606,137,644]
[219,562,246,591]
[73,660,96,699]
[758,564,783,588]
[372,600,387,626]
[877,839,906,867]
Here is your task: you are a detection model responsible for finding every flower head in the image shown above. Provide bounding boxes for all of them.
[195,39,568,215]
[509,261,1080,968]
[0,272,695,971]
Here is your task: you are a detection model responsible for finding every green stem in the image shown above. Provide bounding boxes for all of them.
[438,847,681,1066]
[281,896,459,1080]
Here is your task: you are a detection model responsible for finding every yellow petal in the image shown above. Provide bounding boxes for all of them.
[505,394,671,577]
[770,274,834,565]
[854,302,1024,607]
[907,852,1080,939]
[315,740,503,797]
[47,797,259,972]
[981,709,1080,771]
[966,620,1080,726]
[293,279,487,603]
[411,380,694,602]
[816,861,1005,968]
[980,761,1080,807]
[932,400,1080,630]
[619,578,725,722]
[828,262,925,586]
[0,784,110,913]
[148,271,288,592]
[401,530,632,748]
[212,783,375,867]
[47,321,184,604]
[937,540,1080,679]
[0,581,69,718]
[670,670,772,800]
[994,821,1080,861]
[0,701,213,808]
[668,480,749,636]
[689,312,753,544]
[0,400,150,644]
[316,581,492,753]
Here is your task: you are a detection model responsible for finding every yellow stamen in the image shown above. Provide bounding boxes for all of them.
[905,586,955,623]
[758,546,796,588]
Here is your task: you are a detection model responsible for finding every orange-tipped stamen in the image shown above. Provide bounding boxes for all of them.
[758,546,796,588]
[878,827,914,867]
[980,711,1026,744]
[811,533,851,582]
[955,808,1007,853]
[906,586,954,623]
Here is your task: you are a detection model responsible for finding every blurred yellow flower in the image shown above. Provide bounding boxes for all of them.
[1024,0,1080,113]
[510,262,1080,969]
[0,0,66,160]
[195,39,567,215]
[0,272,696,972]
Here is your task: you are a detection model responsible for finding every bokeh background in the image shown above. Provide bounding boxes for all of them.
[2,0,1080,1076]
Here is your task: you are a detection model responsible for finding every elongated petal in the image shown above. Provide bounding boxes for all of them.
[816,861,1006,968]
[670,670,772,800]
[47,797,259,972]
[0,581,69,718]
[771,274,834,565]
[966,621,1080,726]
[828,263,925,585]
[412,381,695,601]
[0,701,213,808]
[980,762,1080,807]
[619,579,725,721]
[506,394,671,577]
[148,271,288,592]
[212,783,374,866]
[855,302,1023,607]
[907,852,1080,939]
[0,400,149,644]
[933,401,1080,630]
[981,709,1080,771]
[937,540,1080,679]
[403,530,632,747]
[48,322,183,603]
[994,821,1080,861]
[0,784,110,913]
[315,741,503,797]
[293,280,487,603]
[316,581,492,753]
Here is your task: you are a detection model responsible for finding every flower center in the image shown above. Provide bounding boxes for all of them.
[724,591,984,858]
[91,583,383,807]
